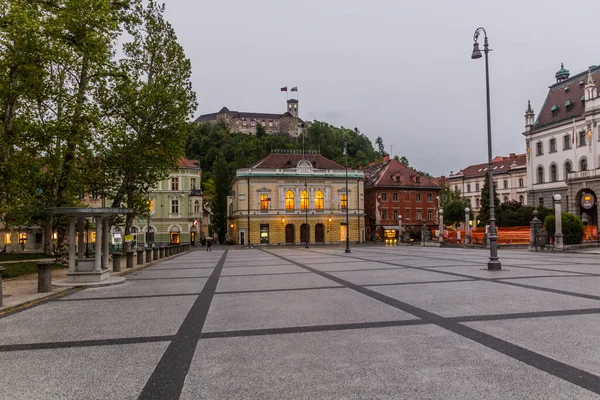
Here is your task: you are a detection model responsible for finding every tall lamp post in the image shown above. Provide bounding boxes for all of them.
[344,143,351,253]
[305,179,309,248]
[472,26,501,271]
[147,192,152,247]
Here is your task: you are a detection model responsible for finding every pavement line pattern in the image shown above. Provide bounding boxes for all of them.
[264,249,600,396]
[0,335,175,352]
[137,250,228,400]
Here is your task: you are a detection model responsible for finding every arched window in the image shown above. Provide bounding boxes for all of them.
[260,194,268,210]
[285,190,295,210]
[565,161,572,177]
[519,195,524,205]
[579,131,586,146]
[550,164,558,182]
[581,157,588,171]
[194,200,200,214]
[315,190,324,210]
[537,166,544,183]
[300,190,309,210]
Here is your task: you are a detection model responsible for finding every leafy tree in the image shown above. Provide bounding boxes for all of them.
[255,122,266,138]
[211,152,229,243]
[478,174,500,227]
[399,156,410,166]
[375,136,385,155]
[438,185,471,226]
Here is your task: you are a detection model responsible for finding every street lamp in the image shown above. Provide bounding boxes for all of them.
[472,27,501,271]
[397,215,402,245]
[344,143,351,253]
[305,179,309,249]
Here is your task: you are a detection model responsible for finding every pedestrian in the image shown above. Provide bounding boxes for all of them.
[206,238,212,252]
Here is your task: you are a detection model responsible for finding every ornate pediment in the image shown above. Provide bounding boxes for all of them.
[256,187,272,193]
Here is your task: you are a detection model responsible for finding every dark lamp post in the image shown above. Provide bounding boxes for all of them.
[472,26,501,271]
[344,143,351,253]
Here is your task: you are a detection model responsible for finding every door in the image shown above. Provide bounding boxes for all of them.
[239,229,245,245]
[300,223,309,244]
[190,232,196,246]
[315,223,325,243]
[285,224,295,243]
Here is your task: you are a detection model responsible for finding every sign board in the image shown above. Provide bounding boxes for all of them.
[124,234,134,242]
[581,193,595,210]
[113,232,122,239]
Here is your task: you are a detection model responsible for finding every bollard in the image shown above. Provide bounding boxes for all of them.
[529,210,542,252]
[126,251,134,268]
[37,262,53,293]
[136,249,144,265]
[153,247,159,261]
[113,253,122,272]
[159,247,165,259]
[145,248,152,263]
[0,266,5,307]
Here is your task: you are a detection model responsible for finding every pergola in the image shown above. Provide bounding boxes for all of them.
[45,207,131,286]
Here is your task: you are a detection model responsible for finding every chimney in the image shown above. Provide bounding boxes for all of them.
[510,153,516,159]
[383,154,390,162]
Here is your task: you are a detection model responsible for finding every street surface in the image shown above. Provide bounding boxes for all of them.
[2,245,600,399]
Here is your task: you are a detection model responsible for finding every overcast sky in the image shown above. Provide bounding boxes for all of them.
[164,0,599,176]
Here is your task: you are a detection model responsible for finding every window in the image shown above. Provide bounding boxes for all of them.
[427,194,433,202]
[251,120,255,126]
[467,184,471,193]
[3,233,11,244]
[191,178,197,190]
[579,131,586,147]
[90,192,99,200]
[171,177,179,191]
[171,199,179,214]
[550,164,558,182]
[315,190,324,210]
[536,142,543,155]
[427,210,433,220]
[550,138,557,153]
[285,190,295,210]
[392,193,398,202]
[260,224,269,243]
[393,210,399,220]
[581,158,588,171]
[454,186,458,192]
[260,194,269,210]
[395,176,400,183]
[503,180,508,189]
[416,210,422,220]
[341,194,348,209]
[415,177,421,183]
[519,195,524,205]
[269,121,273,127]
[476,198,480,208]
[503,196,509,203]
[261,120,266,126]
[416,194,421,202]
[564,135,571,150]
[565,161,572,177]
[475,183,480,192]
[539,197,544,208]
[537,166,544,183]
[382,210,388,220]
[242,120,247,126]
[300,190,309,210]
[381,193,387,201]
[194,200,200,213]
[519,178,524,188]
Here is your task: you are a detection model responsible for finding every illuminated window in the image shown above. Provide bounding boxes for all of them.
[301,190,309,210]
[3,233,11,244]
[260,194,269,210]
[171,177,179,191]
[341,194,348,210]
[315,190,324,210]
[285,190,295,210]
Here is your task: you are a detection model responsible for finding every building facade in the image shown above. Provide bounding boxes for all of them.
[363,156,441,240]
[447,153,528,217]
[228,151,365,245]
[195,99,305,137]
[523,64,600,225]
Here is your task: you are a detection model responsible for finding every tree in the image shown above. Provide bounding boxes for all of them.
[478,175,500,227]
[438,185,471,226]
[544,212,584,244]
[211,152,229,244]
[399,156,410,166]
[255,122,266,138]
[375,136,385,155]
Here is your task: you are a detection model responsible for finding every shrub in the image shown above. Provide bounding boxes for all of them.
[543,212,584,244]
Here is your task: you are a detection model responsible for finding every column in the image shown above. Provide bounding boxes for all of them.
[396,216,402,246]
[465,207,471,245]
[77,218,85,260]
[438,208,444,243]
[554,194,564,250]
[94,216,102,272]
[102,217,110,270]
[68,217,76,272]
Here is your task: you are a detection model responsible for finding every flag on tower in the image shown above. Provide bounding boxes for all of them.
[291,86,298,92]
[280,86,288,92]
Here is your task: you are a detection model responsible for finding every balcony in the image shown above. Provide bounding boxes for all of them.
[190,189,202,196]
[567,168,600,181]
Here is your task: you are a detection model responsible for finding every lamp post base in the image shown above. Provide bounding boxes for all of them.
[487,259,501,271]
[345,247,351,253]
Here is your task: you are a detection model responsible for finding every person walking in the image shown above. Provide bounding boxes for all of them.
[206,238,212,252]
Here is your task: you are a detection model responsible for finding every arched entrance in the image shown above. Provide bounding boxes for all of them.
[300,223,309,244]
[577,189,597,227]
[170,226,181,244]
[285,224,295,243]
[190,226,197,246]
[315,223,325,243]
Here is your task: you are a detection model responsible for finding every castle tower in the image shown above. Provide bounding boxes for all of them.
[585,68,598,101]
[287,99,298,118]
[555,63,570,82]
[524,100,535,132]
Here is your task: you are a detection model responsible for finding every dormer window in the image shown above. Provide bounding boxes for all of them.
[395,176,400,183]
[415,176,421,184]
[565,98,573,112]
[564,86,570,92]
[551,103,559,116]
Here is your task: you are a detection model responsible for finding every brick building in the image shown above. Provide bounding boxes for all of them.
[195,99,306,137]
[228,151,365,245]
[363,156,441,241]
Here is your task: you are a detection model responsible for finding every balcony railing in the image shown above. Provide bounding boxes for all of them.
[567,168,600,181]
[190,189,202,196]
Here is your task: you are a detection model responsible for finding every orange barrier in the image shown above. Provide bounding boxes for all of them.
[583,225,599,242]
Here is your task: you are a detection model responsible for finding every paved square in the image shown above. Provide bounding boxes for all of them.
[2,246,600,399]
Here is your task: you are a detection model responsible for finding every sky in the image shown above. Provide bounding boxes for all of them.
[164,0,600,177]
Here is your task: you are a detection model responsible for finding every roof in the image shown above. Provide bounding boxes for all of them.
[448,153,526,180]
[534,65,600,129]
[194,108,303,124]
[251,153,345,170]
[178,157,200,169]
[362,159,440,189]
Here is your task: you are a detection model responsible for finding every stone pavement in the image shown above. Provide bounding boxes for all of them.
[2,245,600,399]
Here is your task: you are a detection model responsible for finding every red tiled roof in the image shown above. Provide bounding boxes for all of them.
[363,159,440,189]
[178,157,200,169]
[534,65,600,129]
[251,153,344,170]
[449,153,526,179]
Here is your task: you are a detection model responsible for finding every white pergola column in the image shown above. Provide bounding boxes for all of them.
[68,217,76,272]
[94,217,102,272]
[102,217,110,270]
[77,218,85,260]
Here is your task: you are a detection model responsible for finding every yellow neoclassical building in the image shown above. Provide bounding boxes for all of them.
[228,151,365,245]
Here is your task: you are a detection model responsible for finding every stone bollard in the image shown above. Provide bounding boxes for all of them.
[153,247,159,260]
[465,207,471,245]
[421,223,427,247]
[113,253,122,272]
[145,248,152,263]
[159,246,165,259]
[136,249,144,265]
[529,210,542,252]
[37,262,53,293]
[438,209,444,244]
[126,251,134,268]
[0,266,5,307]
[554,194,564,250]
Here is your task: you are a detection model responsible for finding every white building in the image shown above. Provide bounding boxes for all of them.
[523,64,600,224]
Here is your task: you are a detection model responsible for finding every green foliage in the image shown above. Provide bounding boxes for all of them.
[496,201,553,227]
[375,136,385,155]
[438,185,471,226]
[255,123,266,138]
[544,212,584,244]
[398,156,409,166]
[211,152,229,243]
[478,175,500,227]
